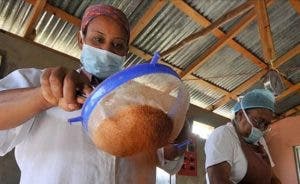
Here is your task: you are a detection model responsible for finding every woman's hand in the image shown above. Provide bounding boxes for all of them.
[40,67,93,111]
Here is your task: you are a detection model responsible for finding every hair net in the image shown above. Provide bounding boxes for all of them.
[81,4,130,41]
[233,89,275,114]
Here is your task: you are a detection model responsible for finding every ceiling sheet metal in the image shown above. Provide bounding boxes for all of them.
[276,92,300,114]
[184,80,224,109]
[278,54,300,84]
[185,0,247,22]
[213,99,237,119]
[193,46,261,91]
[268,0,300,58]
[46,0,152,28]
[0,0,32,36]
[34,11,81,58]
[132,3,218,69]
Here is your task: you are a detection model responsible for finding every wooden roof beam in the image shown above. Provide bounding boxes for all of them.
[161,1,254,57]
[23,0,47,40]
[129,0,166,44]
[289,0,300,15]
[276,83,300,102]
[273,105,300,122]
[211,44,300,110]
[171,0,273,69]
[180,9,258,78]
[255,0,276,62]
[129,46,228,95]
[25,0,81,26]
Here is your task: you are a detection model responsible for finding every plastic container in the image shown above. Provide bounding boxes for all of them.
[69,52,190,157]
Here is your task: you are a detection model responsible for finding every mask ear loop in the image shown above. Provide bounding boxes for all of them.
[80,31,86,45]
[238,96,254,127]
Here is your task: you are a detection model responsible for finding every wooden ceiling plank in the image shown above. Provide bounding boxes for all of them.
[23,0,47,39]
[255,0,276,62]
[129,0,166,44]
[161,1,254,57]
[180,9,257,78]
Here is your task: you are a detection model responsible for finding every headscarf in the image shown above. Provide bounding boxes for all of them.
[233,89,275,114]
[81,4,130,42]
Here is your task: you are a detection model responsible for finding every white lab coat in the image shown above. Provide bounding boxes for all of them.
[0,68,183,184]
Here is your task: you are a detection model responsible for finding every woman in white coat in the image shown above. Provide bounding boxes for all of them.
[205,89,281,184]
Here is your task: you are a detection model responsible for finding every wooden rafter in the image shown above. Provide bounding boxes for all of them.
[255,0,276,62]
[289,0,300,14]
[180,9,258,78]
[171,0,273,70]
[161,1,254,57]
[129,0,166,44]
[23,0,47,39]
[273,44,300,68]
[129,46,228,95]
[24,0,81,26]
[210,69,268,110]
[184,75,229,95]
[211,44,300,110]
[276,83,300,102]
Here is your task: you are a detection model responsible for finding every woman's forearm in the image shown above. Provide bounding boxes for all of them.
[0,87,51,130]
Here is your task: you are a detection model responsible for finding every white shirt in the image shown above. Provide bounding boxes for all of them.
[0,68,183,184]
[204,123,274,184]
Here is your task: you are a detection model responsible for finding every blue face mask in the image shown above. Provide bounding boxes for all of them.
[238,96,264,144]
[80,44,125,80]
[243,126,264,144]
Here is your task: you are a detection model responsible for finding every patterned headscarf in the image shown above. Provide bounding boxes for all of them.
[81,4,130,42]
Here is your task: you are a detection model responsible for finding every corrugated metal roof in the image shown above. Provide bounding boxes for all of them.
[234,0,300,62]
[47,0,152,28]
[279,54,300,84]
[235,21,264,61]
[132,3,218,69]
[193,46,261,91]
[276,92,300,114]
[0,0,299,120]
[184,80,224,109]
[34,11,81,58]
[123,52,147,68]
[185,0,247,22]
[268,0,300,58]
[0,0,32,36]
[213,99,237,119]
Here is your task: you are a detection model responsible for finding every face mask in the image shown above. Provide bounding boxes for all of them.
[80,32,125,79]
[239,97,264,144]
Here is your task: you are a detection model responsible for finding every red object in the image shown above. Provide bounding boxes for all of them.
[178,136,197,176]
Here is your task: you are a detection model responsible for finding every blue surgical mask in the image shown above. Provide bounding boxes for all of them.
[80,44,125,80]
[243,126,264,144]
[239,97,264,144]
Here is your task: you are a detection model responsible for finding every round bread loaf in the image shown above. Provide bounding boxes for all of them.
[91,105,173,157]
